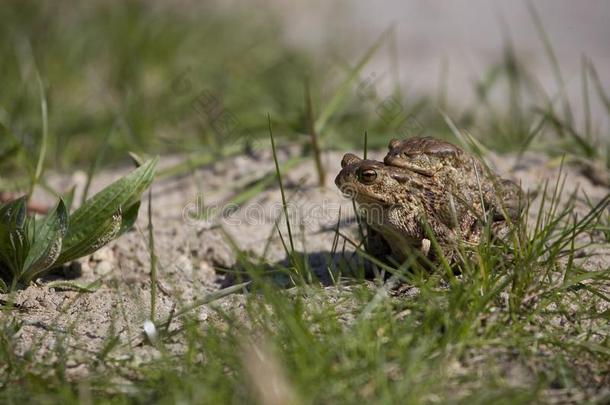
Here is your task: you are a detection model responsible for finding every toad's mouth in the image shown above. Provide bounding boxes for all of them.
[337,184,390,206]
[351,193,391,206]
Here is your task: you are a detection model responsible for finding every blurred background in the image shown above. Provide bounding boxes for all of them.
[1,0,608,182]
[274,0,610,118]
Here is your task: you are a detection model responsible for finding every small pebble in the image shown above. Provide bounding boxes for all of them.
[94,261,113,276]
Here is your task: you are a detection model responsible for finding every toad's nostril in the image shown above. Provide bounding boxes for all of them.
[334,174,343,188]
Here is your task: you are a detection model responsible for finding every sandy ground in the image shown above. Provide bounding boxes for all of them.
[1,142,608,381]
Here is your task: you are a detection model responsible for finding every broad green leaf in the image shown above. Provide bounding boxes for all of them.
[57,201,140,264]
[57,158,157,264]
[22,199,68,283]
[68,158,157,228]
[56,209,121,265]
[0,197,30,275]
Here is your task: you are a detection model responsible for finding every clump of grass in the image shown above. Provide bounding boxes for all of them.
[465,3,610,173]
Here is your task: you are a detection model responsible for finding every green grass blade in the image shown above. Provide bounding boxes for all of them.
[586,59,610,115]
[268,115,294,253]
[147,189,158,321]
[156,282,249,329]
[527,1,573,125]
[314,28,391,135]
[363,130,368,159]
[28,72,49,201]
[581,56,592,138]
[82,126,115,205]
[304,77,326,187]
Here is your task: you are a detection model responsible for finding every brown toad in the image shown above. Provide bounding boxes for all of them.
[384,137,522,223]
[335,137,523,266]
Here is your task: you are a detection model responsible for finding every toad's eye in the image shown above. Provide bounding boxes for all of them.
[358,169,377,184]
